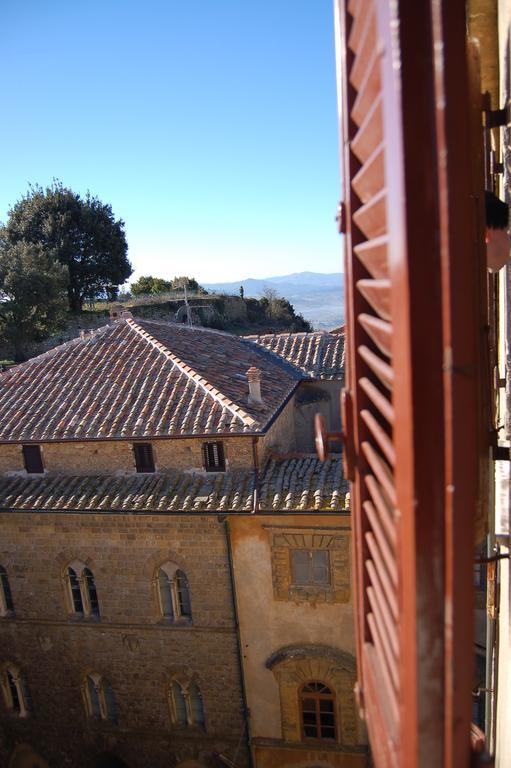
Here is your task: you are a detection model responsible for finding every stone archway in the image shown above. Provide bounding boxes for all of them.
[94,754,131,768]
[9,744,49,768]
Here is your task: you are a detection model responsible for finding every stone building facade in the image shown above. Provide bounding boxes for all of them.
[0,317,365,768]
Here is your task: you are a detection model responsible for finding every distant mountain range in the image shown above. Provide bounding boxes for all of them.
[203,271,344,330]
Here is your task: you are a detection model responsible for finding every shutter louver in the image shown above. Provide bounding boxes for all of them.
[335,1,482,767]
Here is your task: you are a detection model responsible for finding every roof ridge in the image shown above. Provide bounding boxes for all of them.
[126,318,258,427]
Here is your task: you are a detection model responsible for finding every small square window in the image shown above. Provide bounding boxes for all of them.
[22,445,44,474]
[291,550,331,586]
[202,441,225,472]
[133,443,155,473]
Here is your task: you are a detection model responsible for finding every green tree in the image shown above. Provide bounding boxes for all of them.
[170,276,206,294]
[131,276,172,296]
[0,240,68,361]
[2,181,132,312]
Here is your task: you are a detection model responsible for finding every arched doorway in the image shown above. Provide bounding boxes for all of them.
[94,754,130,768]
[9,744,49,768]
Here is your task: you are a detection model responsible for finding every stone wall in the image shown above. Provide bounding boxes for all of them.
[0,436,255,475]
[0,511,248,768]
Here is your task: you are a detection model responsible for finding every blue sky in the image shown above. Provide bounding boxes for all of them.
[1,1,342,283]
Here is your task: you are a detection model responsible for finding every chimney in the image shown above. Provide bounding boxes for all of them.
[109,304,123,321]
[247,367,263,406]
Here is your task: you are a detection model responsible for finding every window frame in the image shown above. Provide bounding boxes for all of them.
[64,562,101,619]
[168,679,206,729]
[155,563,192,623]
[133,442,155,473]
[0,664,30,717]
[22,444,44,474]
[83,672,118,724]
[202,441,226,472]
[0,566,15,616]
[299,681,338,742]
[290,548,332,587]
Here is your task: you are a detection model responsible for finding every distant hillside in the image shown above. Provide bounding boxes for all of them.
[204,271,344,330]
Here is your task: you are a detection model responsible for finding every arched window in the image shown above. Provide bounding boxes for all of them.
[0,566,14,616]
[83,673,118,724]
[169,679,205,729]
[155,564,192,621]
[300,681,336,741]
[64,562,100,618]
[0,664,30,717]
[189,682,205,727]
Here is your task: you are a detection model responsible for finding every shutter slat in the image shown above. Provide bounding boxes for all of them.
[367,576,399,657]
[347,0,372,53]
[349,9,376,89]
[367,588,399,690]
[365,529,397,601]
[351,95,383,164]
[352,47,381,126]
[366,614,400,713]
[354,236,389,279]
[364,500,397,586]
[352,189,386,239]
[366,553,398,623]
[361,441,396,506]
[352,144,385,203]
[358,315,392,357]
[360,409,395,466]
[359,345,394,390]
[365,474,397,548]
[359,377,394,424]
[357,278,391,320]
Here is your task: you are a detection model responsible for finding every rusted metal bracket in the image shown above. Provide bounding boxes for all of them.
[492,444,510,461]
[483,101,511,128]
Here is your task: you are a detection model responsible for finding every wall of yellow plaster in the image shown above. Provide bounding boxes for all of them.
[258,397,296,465]
[228,514,357,743]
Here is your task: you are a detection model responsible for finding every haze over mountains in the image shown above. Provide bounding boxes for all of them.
[203,271,344,330]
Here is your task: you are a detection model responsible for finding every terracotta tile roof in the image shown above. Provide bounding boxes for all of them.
[0,319,300,443]
[247,332,345,380]
[0,456,348,513]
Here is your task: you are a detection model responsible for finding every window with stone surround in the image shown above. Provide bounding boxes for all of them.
[202,441,225,472]
[155,563,192,622]
[82,673,118,724]
[0,663,31,717]
[300,681,337,741]
[168,678,205,729]
[64,561,100,619]
[265,526,350,603]
[0,566,14,616]
[266,645,359,747]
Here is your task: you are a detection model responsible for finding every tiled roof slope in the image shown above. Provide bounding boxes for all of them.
[0,319,299,442]
[0,456,348,512]
[247,332,344,380]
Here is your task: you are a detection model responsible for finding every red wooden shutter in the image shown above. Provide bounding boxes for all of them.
[335,1,482,766]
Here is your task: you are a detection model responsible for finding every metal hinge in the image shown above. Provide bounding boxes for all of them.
[335,201,347,234]
[483,101,511,128]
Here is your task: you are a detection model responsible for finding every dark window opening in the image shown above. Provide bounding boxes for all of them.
[7,671,20,713]
[133,443,155,473]
[176,570,192,617]
[68,567,84,614]
[291,549,331,586]
[22,445,44,474]
[202,441,225,472]
[300,681,336,741]
[0,566,14,613]
[84,568,100,617]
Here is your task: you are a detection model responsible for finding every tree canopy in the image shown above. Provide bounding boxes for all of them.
[0,240,68,361]
[1,182,132,311]
[130,275,206,296]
